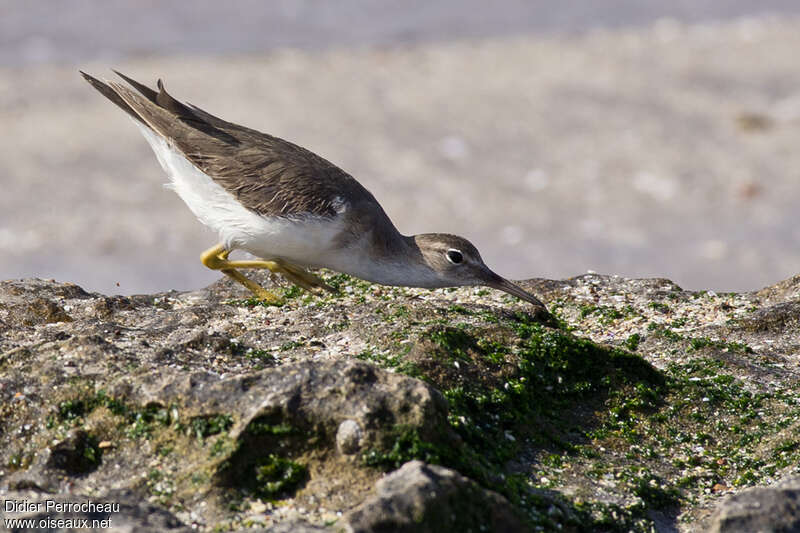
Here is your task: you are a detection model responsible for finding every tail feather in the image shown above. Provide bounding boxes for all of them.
[114,69,202,125]
[79,70,147,125]
[111,69,158,103]
[81,70,239,146]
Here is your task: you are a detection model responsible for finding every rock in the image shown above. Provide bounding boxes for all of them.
[708,476,800,533]
[737,301,800,333]
[344,461,528,533]
[755,274,800,305]
[264,522,334,533]
[198,359,452,503]
[336,420,364,455]
[2,273,800,531]
[6,429,102,492]
[46,429,102,475]
[0,279,90,329]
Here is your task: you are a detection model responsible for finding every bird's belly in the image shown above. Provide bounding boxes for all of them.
[239,215,349,267]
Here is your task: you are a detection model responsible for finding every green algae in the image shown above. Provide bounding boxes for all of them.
[189,414,234,440]
[252,455,308,499]
[354,302,800,531]
[216,413,314,501]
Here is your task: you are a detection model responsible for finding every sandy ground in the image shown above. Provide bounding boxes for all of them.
[1,15,799,294]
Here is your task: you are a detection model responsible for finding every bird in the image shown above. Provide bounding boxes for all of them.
[80,71,548,312]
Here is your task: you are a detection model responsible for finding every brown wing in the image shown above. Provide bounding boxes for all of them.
[81,71,377,220]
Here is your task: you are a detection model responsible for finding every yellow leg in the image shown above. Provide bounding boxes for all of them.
[200,244,334,301]
[201,244,281,302]
[266,259,335,293]
[223,268,282,303]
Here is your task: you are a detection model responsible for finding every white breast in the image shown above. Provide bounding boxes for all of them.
[135,123,348,267]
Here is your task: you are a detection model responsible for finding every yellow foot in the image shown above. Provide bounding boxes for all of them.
[200,243,334,300]
[222,268,283,304]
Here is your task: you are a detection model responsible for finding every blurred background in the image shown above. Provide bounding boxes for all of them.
[1,0,799,295]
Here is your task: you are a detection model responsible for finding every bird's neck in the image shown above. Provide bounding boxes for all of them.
[350,233,446,288]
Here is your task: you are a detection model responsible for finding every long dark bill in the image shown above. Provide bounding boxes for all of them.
[486,274,548,310]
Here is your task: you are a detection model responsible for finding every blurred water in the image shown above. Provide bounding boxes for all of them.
[2,1,799,295]
[2,0,799,67]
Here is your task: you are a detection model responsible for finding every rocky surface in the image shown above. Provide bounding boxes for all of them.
[708,475,800,533]
[0,270,799,531]
[346,461,527,533]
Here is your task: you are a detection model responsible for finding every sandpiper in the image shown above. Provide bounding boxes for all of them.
[81,71,547,311]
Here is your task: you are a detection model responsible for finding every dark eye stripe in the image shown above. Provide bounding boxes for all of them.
[446,249,463,264]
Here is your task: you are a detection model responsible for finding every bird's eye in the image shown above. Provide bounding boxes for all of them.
[446,249,463,264]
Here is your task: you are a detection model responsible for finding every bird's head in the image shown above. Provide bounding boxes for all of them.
[412,233,547,309]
